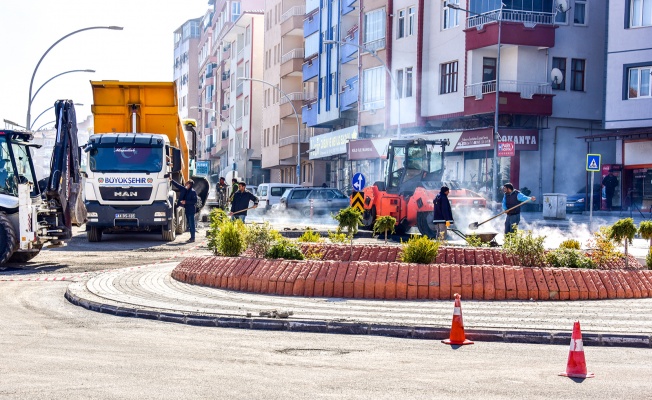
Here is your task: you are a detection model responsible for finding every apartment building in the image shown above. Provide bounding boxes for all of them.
[598,0,652,211]
[197,11,217,166]
[173,17,201,156]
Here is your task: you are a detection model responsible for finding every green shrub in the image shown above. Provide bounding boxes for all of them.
[465,233,488,248]
[503,229,546,267]
[266,238,305,260]
[206,208,229,255]
[400,235,440,264]
[213,219,246,257]
[587,226,622,268]
[373,216,396,243]
[328,229,348,244]
[297,228,322,243]
[245,222,281,258]
[546,248,596,269]
[559,239,581,250]
[647,248,652,269]
[333,207,363,236]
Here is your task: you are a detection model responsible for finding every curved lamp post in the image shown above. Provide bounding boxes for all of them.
[31,102,84,131]
[26,25,123,129]
[238,77,302,184]
[30,69,94,112]
[36,120,56,131]
[323,39,402,139]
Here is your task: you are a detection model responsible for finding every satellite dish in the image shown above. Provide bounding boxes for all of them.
[551,68,564,85]
[556,0,569,12]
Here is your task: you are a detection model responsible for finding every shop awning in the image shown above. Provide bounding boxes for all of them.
[577,129,652,142]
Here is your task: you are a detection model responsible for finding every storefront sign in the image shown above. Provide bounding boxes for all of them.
[347,138,391,160]
[497,141,515,157]
[498,129,539,151]
[309,126,358,159]
[454,130,493,151]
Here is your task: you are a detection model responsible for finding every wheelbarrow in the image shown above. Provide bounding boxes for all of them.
[449,227,499,247]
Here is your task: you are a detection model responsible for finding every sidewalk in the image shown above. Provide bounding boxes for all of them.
[65,261,652,348]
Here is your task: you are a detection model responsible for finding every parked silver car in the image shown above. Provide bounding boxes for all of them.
[279,187,350,217]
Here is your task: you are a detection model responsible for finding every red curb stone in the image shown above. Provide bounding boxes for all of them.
[503,253,514,266]
[268,260,286,295]
[241,258,260,292]
[385,263,400,300]
[588,270,608,299]
[353,263,368,299]
[231,258,251,290]
[597,270,618,298]
[343,262,359,298]
[359,247,371,262]
[374,263,390,300]
[407,264,419,300]
[454,248,465,265]
[493,266,506,300]
[257,259,275,293]
[428,265,440,300]
[224,258,241,288]
[333,261,349,297]
[609,270,629,298]
[551,269,568,300]
[244,258,261,292]
[531,268,549,300]
[250,259,267,293]
[278,261,297,295]
[464,248,476,265]
[445,248,455,264]
[484,250,494,265]
[634,270,652,297]
[482,266,496,300]
[417,264,429,299]
[322,261,340,298]
[618,271,637,298]
[350,246,363,262]
[204,258,221,287]
[313,261,331,297]
[513,268,529,300]
[522,268,539,300]
[562,269,580,301]
[471,265,484,300]
[214,258,232,287]
[377,247,389,263]
[542,268,559,300]
[461,265,473,300]
[396,263,410,299]
[292,262,312,296]
[570,269,590,300]
[435,250,446,264]
[304,262,323,297]
[439,264,451,300]
[503,267,517,300]
[364,264,378,299]
[620,271,640,298]
[450,265,462,296]
[475,249,486,265]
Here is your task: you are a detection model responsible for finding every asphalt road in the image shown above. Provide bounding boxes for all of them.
[1,280,652,399]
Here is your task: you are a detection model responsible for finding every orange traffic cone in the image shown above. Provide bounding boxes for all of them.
[559,321,594,378]
[442,293,474,345]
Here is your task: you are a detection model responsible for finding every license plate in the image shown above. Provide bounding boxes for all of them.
[115,213,136,219]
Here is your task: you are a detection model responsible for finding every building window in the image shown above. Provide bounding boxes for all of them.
[443,0,459,29]
[246,25,251,45]
[405,67,413,97]
[408,7,416,35]
[555,7,568,24]
[397,9,406,39]
[232,1,241,22]
[440,61,458,94]
[396,67,414,98]
[363,8,386,45]
[244,97,249,116]
[571,58,586,91]
[362,66,386,110]
[631,0,652,27]
[574,0,587,25]
[551,57,566,90]
[628,66,652,98]
[396,69,404,98]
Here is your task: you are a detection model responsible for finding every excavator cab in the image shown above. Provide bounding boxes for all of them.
[384,139,447,194]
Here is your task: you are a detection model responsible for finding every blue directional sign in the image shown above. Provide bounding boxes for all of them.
[586,154,601,172]
[352,172,366,191]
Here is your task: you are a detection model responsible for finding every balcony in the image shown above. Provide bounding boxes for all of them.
[278,132,310,160]
[363,38,385,53]
[222,72,230,90]
[302,101,318,127]
[465,9,556,51]
[210,146,221,159]
[340,76,359,111]
[281,49,304,77]
[302,58,318,81]
[463,80,553,116]
[281,6,305,36]
[279,92,305,119]
[303,11,319,37]
[341,27,359,64]
[341,0,358,15]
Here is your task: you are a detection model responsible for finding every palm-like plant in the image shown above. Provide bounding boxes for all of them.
[373,216,396,243]
[639,221,652,269]
[333,207,363,256]
[608,218,637,268]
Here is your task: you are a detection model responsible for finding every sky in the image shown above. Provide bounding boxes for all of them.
[0,0,209,130]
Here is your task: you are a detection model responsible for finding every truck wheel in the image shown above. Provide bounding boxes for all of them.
[416,211,437,239]
[0,212,18,265]
[162,217,176,241]
[8,250,41,263]
[175,209,186,234]
[361,206,376,230]
[87,226,103,242]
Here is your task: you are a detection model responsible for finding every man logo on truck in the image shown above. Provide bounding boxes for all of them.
[114,191,138,197]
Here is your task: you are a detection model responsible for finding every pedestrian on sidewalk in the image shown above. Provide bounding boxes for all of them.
[433,186,454,240]
[229,178,239,203]
[170,178,198,242]
[602,170,619,211]
[502,183,535,235]
[229,182,259,222]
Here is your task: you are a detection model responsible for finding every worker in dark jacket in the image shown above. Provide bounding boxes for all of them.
[433,186,454,240]
[229,182,259,222]
[502,183,535,235]
[170,178,198,242]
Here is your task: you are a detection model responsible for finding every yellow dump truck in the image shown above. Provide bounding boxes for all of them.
[84,81,208,242]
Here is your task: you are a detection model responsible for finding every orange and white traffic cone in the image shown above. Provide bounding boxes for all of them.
[442,293,474,345]
[559,321,594,378]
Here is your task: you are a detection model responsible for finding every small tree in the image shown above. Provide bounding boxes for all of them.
[608,218,637,268]
[373,215,396,243]
[333,207,363,256]
[586,226,622,268]
[638,221,652,269]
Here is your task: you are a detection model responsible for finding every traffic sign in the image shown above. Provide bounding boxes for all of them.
[350,191,364,212]
[352,172,366,191]
[586,154,601,172]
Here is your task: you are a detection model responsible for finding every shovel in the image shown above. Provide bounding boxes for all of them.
[468,198,532,230]
[229,206,257,216]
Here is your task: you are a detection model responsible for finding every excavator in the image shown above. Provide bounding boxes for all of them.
[0,100,85,266]
[360,138,486,237]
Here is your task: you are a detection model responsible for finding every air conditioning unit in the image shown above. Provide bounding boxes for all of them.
[222,105,229,111]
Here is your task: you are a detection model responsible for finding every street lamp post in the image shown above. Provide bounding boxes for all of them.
[31,102,84,131]
[323,39,402,139]
[36,121,56,131]
[238,77,302,184]
[26,25,123,130]
[446,2,503,205]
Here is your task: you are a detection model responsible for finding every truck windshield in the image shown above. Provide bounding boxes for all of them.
[89,146,163,173]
